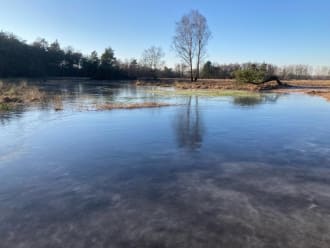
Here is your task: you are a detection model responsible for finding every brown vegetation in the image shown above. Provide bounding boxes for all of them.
[0,82,45,110]
[96,102,174,110]
[136,78,289,91]
[287,80,330,87]
[307,90,330,101]
[136,79,330,93]
[53,95,64,111]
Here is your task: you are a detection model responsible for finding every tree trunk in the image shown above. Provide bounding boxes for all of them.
[194,59,199,81]
[194,67,198,81]
[190,59,193,82]
[194,42,201,82]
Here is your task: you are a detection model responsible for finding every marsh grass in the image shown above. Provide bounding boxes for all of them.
[288,80,330,87]
[0,82,45,111]
[138,78,295,92]
[53,95,64,111]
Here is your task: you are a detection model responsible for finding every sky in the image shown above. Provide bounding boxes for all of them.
[0,0,329,67]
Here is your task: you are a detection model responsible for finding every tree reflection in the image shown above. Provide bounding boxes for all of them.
[233,94,281,107]
[174,96,204,150]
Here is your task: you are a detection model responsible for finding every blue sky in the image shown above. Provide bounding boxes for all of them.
[0,0,329,67]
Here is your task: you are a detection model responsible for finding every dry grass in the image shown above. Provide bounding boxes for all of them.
[0,81,44,102]
[173,80,278,91]
[137,79,330,101]
[307,90,330,101]
[0,82,45,110]
[136,79,288,91]
[287,80,330,87]
[53,95,64,111]
[96,102,173,110]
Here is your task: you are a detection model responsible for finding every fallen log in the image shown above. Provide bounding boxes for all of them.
[249,76,283,85]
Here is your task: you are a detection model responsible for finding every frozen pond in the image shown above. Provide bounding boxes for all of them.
[1,80,330,247]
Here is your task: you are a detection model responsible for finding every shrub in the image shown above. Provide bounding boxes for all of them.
[234,67,266,84]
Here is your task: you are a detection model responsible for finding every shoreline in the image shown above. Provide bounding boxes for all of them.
[2,79,330,112]
[136,79,330,101]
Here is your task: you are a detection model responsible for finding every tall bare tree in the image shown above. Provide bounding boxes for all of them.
[173,10,211,82]
[192,10,211,81]
[173,14,196,81]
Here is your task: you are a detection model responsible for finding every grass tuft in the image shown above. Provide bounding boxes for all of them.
[0,82,45,111]
[53,95,64,111]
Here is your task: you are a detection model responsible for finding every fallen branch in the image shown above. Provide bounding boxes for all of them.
[248,76,284,85]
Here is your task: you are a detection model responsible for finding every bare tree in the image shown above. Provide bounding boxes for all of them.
[173,14,196,81]
[192,10,211,81]
[140,46,165,71]
[173,10,211,82]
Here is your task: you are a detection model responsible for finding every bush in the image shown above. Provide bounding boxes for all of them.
[234,67,266,84]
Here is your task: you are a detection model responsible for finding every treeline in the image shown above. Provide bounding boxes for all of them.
[0,32,179,79]
[201,61,330,80]
[1,31,330,80]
